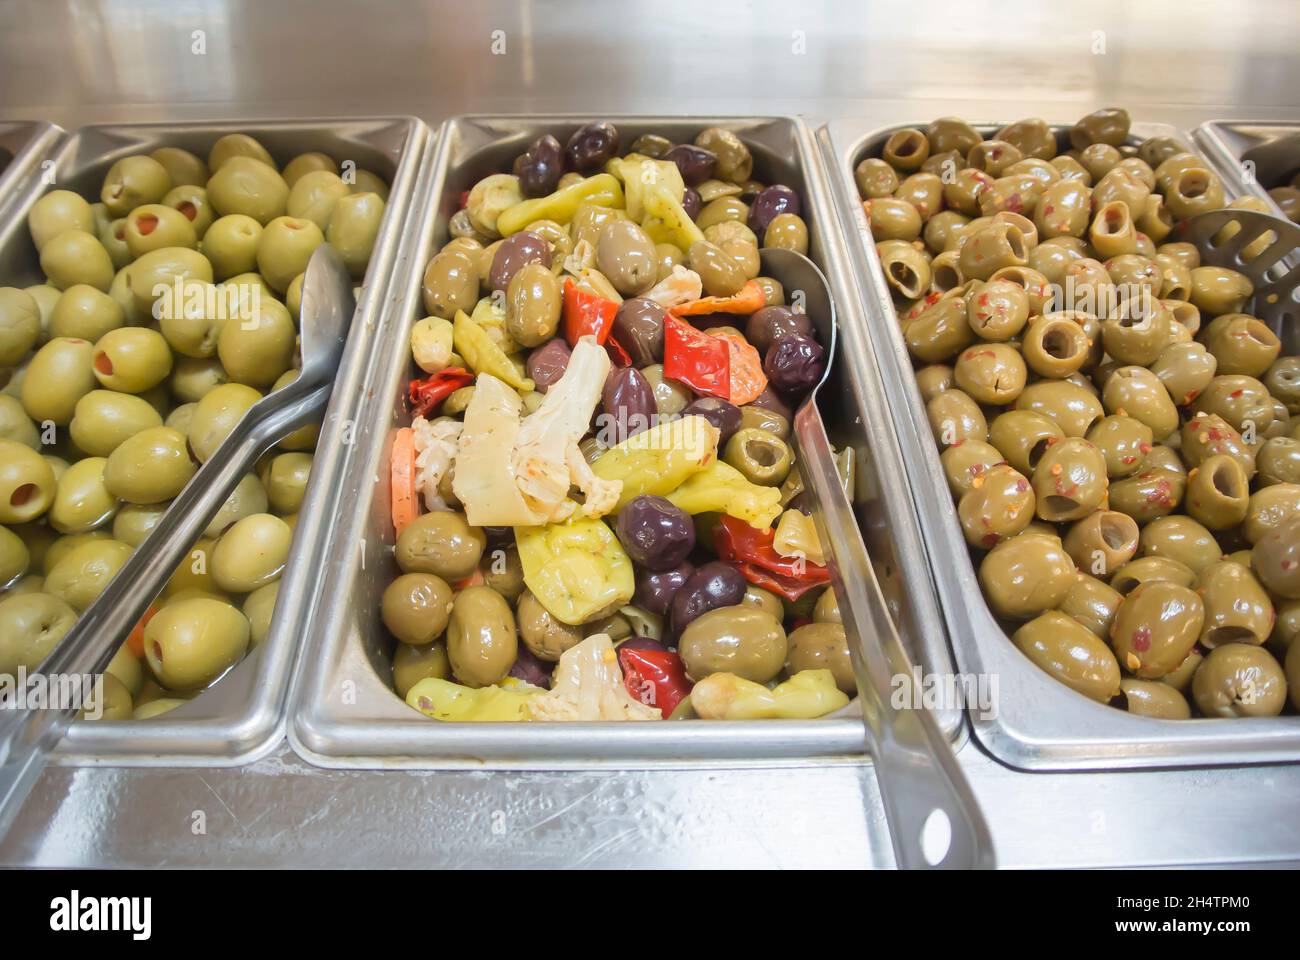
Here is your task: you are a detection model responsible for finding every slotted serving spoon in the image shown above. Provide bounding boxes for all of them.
[1174,207,1300,328]
[763,247,992,869]
[0,244,356,839]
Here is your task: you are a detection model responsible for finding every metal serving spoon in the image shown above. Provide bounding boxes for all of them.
[762,247,992,870]
[1174,207,1300,330]
[0,244,355,838]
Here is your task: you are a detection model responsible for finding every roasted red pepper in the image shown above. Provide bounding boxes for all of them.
[604,333,632,368]
[712,515,831,601]
[663,315,730,399]
[408,366,473,418]
[563,278,619,347]
[618,646,692,717]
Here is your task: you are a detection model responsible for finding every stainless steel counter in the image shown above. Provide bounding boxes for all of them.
[1,0,1299,868]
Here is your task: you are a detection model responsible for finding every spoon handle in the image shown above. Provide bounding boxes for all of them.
[0,382,329,839]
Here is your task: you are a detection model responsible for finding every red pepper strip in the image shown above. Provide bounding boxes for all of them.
[618,647,692,717]
[604,333,632,368]
[408,366,473,418]
[668,279,766,318]
[563,278,619,347]
[663,315,730,399]
[713,515,831,602]
[711,329,767,405]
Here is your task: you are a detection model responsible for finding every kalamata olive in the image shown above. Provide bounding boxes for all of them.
[482,526,515,549]
[600,366,656,444]
[748,184,801,233]
[764,333,826,397]
[488,230,552,292]
[565,122,620,173]
[611,297,666,367]
[668,561,746,640]
[615,495,695,572]
[509,644,553,688]
[513,134,564,198]
[682,187,702,220]
[619,636,669,654]
[526,338,572,393]
[745,304,812,353]
[681,397,743,445]
[663,144,717,187]
[635,562,693,617]
[746,385,792,421]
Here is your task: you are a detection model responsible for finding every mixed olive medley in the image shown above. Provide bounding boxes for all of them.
[388,121,852,722]
[857,108,1300,719]
[0,133,389,719]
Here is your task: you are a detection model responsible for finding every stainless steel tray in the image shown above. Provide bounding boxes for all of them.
[0,121,62,213]
[1194,121,1300,229]
[0,117,429,765]
[289,114,962,768]
[822,117,1300,770]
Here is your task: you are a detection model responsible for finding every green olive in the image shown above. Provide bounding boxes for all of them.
[207,134,275,173]
[445,585,517,687]
[21,336,96,426]
[287,170,350,231]
[1012,610,1121,703]
[0,439,57,524]
[0,592,77,673]
[216,297,295,388]
[784,621,854,693]
[723,427,793,486]
[689,240,746,297]
[90,327,172,395]
[0,287,41,366]
[1109,581,1203,678]
[393,641,453,699]
[327,192,385,279]
[113,501,168,546]
[210,512,291,593]
[48,456,117,534]
[1118,678,1191,719]
[104,641,144,697]
[168,356,228,403]
[0,524,30,587]
[123,203,197,257]
[28,190,96,251]
[421,250,479,321]
[0,395,39,450]
[481,544,525,603]
[201,215,264,281]
[164,184,216,238]
[128,246,214,319]
[516,587,583,662]
[641,364,691,417]
[738,584,785,621]
[504,262,561,348]
[394,510,485,581]
[381,572,453,646]
[1058,574,1122,637]
[978,531,1078,620]
[679,606,787,683]
[150,146,208,188]
[42,531,110,575]
[257,216,325,293]
[206,156,289,225]
[44,538,132,612]
[144,596,249,690]
[738,404,790,441]
[39,231,114,292]
[100,155,171,217]
[188,382,261,462]
[103,426,195,504]
[49,284,125,341]
[1192,643,1287,718]
[1138,515,1222,574]
[260,452,312,514]
[156,280,225,358]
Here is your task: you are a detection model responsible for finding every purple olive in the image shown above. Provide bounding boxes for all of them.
[526,338,572,393]
[616,495,695,572]
[663,144,717,187]
[618,636,669,654]
[747,184,801,233]
[565,121,620,173]
[600,366,656,445]
[635,562,694,617]
[764,333,826,398]
[488,230,552,292]
[509,645,553,688]
[681,397,742,446]
[747,384,793,421]
[682,186,702,220]
[611,297,666,367]
[668,561,746,640]
[745,304,812,353]
[513,134,564,198]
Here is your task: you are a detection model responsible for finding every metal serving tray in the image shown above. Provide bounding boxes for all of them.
[288,115,962,768]
[0,121,62,212]
[0,117,428,765]
[822,117,1300,770]
[1194,121,1300,228]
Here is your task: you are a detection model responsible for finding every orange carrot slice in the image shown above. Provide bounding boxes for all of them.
[712,329,768,405]
[391,426,419,537]
[668,279,767,318]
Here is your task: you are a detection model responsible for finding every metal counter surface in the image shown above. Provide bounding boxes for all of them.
[1,0,1298,867]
